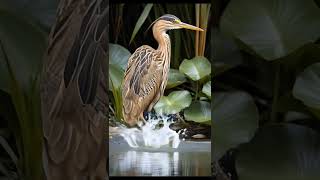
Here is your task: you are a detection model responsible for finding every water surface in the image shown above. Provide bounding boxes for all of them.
[109,136,211,176]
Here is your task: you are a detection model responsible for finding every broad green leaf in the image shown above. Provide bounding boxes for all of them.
[154,90,192,115]
[236,124,320,180]
[179,56,211,81]
[0,10,46,93]
[109,43,131,91]
[184,101,211,123]
[166,69,187,89]
[221,0,320,60]
[129,4,153,44]
[0,0,58,29]
[0,10,45,180]
[213,91,259,160]
[109,64,124,91]
[293,63,320,109]
[202,81,211,99]
[109,43,131,71]
[213,28,242,76]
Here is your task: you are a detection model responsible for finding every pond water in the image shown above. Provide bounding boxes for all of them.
[109,135,211,176]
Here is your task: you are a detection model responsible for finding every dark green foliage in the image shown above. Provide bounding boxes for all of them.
[0,1,57,179]
[214,0,320,178]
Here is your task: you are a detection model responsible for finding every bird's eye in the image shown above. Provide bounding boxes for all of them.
[173,19,180,23]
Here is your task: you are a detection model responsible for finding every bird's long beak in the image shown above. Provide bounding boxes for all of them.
[179,22,204,31]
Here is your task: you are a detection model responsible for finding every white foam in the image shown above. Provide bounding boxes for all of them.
[117,114,181,149]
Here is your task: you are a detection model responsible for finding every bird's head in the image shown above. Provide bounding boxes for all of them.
[148,14,204,33]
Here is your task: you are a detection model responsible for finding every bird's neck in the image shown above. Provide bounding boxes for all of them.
[153,29,171,60]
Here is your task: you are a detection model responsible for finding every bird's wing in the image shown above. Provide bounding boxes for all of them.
[41,0,108,179]
[126,45,158,96]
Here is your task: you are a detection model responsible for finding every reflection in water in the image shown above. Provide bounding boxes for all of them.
[109,150,211,176]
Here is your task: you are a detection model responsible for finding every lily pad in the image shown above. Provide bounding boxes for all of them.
[109,43,131,71]
[202,81,211,99]
[293,63,320,110]
[213,28,242,76]
[221,0,320,60]
[109,43,131,90]
[109,64,124,91]
[166,69,187,89]
[213,91,259,160]
[236,124,320,180]
[184,101,211,123]
[154,90,192,115]
[179,56,211,81]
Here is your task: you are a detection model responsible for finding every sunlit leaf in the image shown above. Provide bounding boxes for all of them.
[237,124,320,180]
[129,4,153,44]
[109,43,131,71]
[221,0,320,60]
[213,91,259,160]
[179,56,211,81]
[184,100,211,123]
[109,64,124,91]
[154,90,192,115]
[202,81,211,99]
[166,69,187,89]
[109,43,131,91]
[293,63,320,109]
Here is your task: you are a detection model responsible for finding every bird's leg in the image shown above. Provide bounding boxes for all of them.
[139,113,147,125]
[176,113,186,124]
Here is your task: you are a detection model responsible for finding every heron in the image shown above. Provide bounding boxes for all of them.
[122,14,204,127]
[40,0,108,179]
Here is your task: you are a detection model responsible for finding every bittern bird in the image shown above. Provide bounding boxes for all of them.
[122,14,204,126]
[40,0,108,179]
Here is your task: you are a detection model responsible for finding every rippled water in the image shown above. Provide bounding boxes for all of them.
[109,136,211,176]
[109,114,211,176]
[114,114,181,149]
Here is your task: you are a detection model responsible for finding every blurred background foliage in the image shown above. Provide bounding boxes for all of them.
[0,0,57,179]
[213,0,320,179]
[109,3,212,127]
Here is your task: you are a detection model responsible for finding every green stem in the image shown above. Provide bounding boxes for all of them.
[195,81,199,100]
[271,63,281,122]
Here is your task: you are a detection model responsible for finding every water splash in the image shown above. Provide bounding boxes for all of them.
[116,114,181,149]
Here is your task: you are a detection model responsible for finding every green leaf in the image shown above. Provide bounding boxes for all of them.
[109,43,131,71]
[0,10,46,93]
[202,81,211,99]
[0,136,18,166]
[213,91,259,160]
[109,64,124,91]
[221,0,320,60]
[109,43,131,91]
[213,28,242,76]
[0,46,9,93]
[236,124,320,180]
[184,101,211,123]
[109,43,131,121]
[293,63,320,109]
[179,56,211,81]
[154,90,192,115]
[0,0,58,29]
[166,69,187,89]
[129,4,153,44]
[0,10,44,180]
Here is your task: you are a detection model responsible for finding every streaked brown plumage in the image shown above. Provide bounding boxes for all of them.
[122,14,203,126]
[40,0,108,179]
